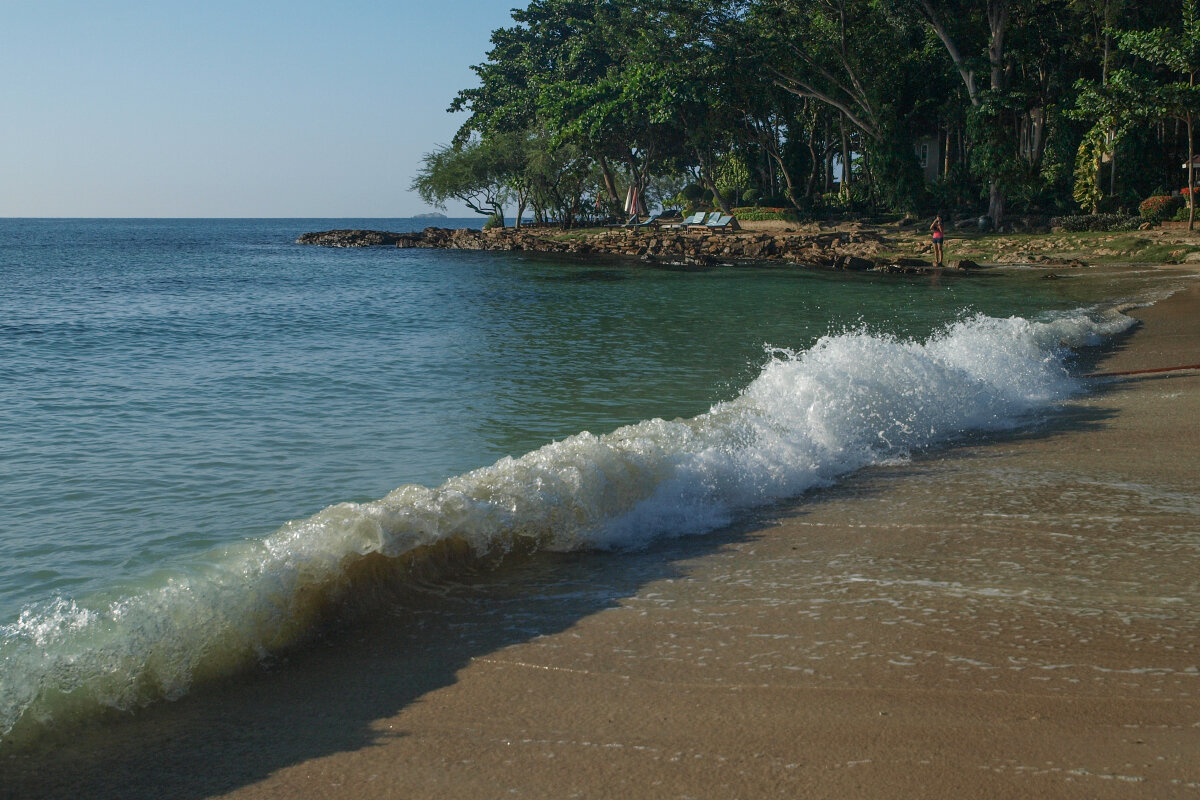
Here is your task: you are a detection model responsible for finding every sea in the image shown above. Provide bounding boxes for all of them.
[0,217,1166,745]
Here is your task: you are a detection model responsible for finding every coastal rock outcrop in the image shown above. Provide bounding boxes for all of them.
[296,225,971,273]
[295,229,410,247]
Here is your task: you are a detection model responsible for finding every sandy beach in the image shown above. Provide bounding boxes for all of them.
[4,273,1199,800]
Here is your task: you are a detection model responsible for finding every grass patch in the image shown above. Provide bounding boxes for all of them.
[1122,242,1200,263]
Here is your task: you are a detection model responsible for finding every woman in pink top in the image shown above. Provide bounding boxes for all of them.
[930,215,945,267]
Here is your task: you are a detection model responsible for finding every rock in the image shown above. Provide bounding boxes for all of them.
[295,225,978,274]
[296,229,409,247]
[836,255,875,271]
[954,259,982,270]
[641,253,714,267]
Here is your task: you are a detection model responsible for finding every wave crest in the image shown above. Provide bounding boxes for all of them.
[0,307,1134,744]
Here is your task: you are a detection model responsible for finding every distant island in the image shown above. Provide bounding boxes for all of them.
[412,212,447,219]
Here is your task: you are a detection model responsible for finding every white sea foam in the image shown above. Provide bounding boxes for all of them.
[0,307,1135,743]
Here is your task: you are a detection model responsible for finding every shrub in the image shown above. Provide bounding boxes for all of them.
[741,189,761,206]
[730,206,799,222]
[1172,204,1194,222]
[1051,213,1141,232]
[1139,194,1184,222]
[483,213,505,230]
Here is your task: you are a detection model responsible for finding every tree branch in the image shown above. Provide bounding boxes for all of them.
[771,71,882,141]
[918,0,980,105]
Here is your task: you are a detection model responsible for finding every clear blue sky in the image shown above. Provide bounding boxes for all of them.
[0,1,517,217]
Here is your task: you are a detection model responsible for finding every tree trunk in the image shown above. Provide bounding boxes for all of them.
[942,126,951,180]
[805,135,820,198]
[768,150,805,214]
[1109,145,1117,197]
[1189,110,1195,231]
[988,182,1005,230]
[598,156,620,202]
[986,0,1009,230]
[704,174,734,216]
[695,149,733,215]
[840,115,852,195]
[823,116,833,192]
[921,0,1010,228]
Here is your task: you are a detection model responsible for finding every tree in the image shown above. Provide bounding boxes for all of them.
[450,0,627,202]
[524,134,599,226]
[908,0,1015,226]
[1113,0,1200,228]
[411,138,522,225]
[753,0,932,213]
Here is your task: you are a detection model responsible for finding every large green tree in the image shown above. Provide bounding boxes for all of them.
[430,0,1200,227]
[1114,0,1200,227]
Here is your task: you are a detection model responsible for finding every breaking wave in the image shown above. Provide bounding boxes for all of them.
[0,307,1134,744]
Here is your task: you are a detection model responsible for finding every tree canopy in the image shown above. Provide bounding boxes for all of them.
[415,0,1196,228]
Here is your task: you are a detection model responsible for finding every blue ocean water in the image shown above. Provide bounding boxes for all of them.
[0,218,1137,742]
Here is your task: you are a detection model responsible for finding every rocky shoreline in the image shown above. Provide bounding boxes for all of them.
[296,226,983,273]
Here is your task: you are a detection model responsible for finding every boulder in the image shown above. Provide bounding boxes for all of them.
[837,255,874,271]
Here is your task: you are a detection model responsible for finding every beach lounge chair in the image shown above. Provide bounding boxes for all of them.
[632,214,660,228]
[687,212,720,231]
[705,214,737,232]
[663,212,705,230]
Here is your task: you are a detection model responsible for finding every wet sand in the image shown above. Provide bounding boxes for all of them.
[4,279,1199,799]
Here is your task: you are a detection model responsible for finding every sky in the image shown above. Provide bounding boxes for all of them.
[0,1,518,217]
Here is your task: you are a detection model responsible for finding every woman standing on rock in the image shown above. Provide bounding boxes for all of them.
[930,215,945,267]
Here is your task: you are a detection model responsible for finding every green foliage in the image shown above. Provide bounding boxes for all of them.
[1051,213,1142,231]
[411,137,519,222]
[729,206,798,221]
[483,213,505,229]
[1115,0,1200,77]
[715,155,752,199]
[681,183,705,203]
[426,0,1200,225]
[1073,126,1108,212]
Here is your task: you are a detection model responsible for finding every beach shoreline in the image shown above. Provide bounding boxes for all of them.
[296,220,1200,273]
[4,272,1199,800]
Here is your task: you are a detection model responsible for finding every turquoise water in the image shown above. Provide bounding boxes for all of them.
[0,218,1138,742]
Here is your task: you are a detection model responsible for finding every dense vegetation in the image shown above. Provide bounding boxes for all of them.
[412,0,1200,230]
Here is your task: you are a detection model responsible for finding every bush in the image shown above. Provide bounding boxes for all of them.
[741,189,761,206]
[1139,194,1184,222]
[730,206,799,222]
[1172,204,1194,222]
[483,213,505,230]
[681,183,705,203]
[1051,213,1141,232]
